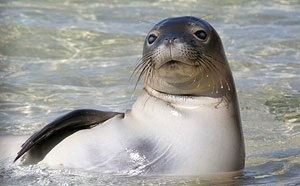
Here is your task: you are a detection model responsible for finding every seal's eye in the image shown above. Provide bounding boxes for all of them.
[194,30,207,41]
[148,34,157,44]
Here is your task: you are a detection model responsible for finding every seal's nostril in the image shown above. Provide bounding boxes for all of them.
[164,37,178,45]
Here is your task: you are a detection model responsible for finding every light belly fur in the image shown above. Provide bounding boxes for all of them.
[42,90,244,175]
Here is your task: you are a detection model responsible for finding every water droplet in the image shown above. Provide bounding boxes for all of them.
[227,83,231,91]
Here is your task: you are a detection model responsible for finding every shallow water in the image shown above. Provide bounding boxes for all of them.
[0,0,299,185]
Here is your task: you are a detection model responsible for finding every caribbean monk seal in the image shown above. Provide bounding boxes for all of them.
[14,16,245,176]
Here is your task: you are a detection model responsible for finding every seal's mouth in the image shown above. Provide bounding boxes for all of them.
[165,60,180,65]
[162,60,180,68]
[159,60,192,69]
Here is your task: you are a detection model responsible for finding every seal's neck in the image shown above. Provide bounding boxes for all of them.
[144,86,228,108]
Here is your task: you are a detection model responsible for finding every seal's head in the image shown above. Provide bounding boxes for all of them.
[138,16,235,99]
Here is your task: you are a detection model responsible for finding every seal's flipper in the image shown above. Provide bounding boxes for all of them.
[14,109,123,164]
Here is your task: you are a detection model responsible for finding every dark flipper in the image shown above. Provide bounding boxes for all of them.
[14,109,123,164]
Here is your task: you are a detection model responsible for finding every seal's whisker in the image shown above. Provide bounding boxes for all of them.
[200,14,213,20]
[201,58,220,88]
[143,63,151,86]
[130,52,152,80]
[209,67,221,94]
[148,64,155,86]
[134,59,152,91]
[131,60,148,79]
[136,19,156,25]
[203,55,231,96]
[145,62,155,86]
[132,52,152,72]
[196,64,205,87]
[197,57,215,91]
[206,60,221,95]
[144,64,152,86]
[197,53,230,94]
[131,60,146,78]
[130,52,154,97]
[200,59,231,102]
[199,54,223,74]
[136,62,150,83]
[202,53,224,64]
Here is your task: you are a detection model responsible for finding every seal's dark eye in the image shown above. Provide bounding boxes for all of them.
[194,30,207,41]
[148,34,157,44]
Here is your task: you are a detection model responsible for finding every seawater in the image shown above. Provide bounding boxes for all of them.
[0,0,299,185]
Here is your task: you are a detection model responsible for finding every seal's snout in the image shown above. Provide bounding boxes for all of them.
[163,36,179,46]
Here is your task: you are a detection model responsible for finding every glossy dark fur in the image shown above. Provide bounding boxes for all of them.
[15,109,122,164]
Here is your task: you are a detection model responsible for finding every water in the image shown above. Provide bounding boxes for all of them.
[0,0,299,185]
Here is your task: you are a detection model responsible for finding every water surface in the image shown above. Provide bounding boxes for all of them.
[0,0,299,185]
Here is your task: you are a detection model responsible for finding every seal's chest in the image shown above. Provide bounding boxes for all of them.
[136,98,233,136]
[126,93,243,174]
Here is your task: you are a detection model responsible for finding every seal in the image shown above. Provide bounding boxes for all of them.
[14,16,245,176]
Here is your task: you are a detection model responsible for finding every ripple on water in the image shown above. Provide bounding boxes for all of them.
[0,0,300,185]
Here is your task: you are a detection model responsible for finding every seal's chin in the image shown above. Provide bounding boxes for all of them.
[155,60,198,84]
[147,59,214,96]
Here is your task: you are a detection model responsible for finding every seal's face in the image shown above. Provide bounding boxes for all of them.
[137,16,234,98]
